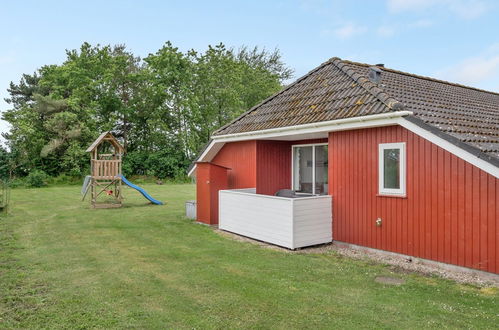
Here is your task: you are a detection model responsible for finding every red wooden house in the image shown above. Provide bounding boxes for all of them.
[189,58,499,274]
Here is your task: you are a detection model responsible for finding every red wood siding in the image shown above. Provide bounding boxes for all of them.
[212,140,257,189]
[329,125,499,274]
[211,139,328,195]
[196,163,229,225]
[196,163,210,224]
[256,139,328,195]
[256,141,291,195]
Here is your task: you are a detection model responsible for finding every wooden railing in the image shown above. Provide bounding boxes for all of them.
[92,160,121,179]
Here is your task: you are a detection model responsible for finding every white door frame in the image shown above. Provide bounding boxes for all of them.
[291,143,328,195]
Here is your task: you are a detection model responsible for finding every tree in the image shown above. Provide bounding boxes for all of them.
[189,44,293,154]
[0,145,10,179]
[2,41,293,178]
[3,43,144,175]
[144,42,197,156]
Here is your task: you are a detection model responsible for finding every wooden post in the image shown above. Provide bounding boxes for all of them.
[91,178,96,208]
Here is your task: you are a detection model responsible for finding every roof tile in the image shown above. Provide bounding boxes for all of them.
[213,58,499,162]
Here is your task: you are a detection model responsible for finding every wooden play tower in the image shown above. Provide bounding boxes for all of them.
[86,132,124,208]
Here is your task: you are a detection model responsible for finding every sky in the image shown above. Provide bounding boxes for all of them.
[1,0,499,145]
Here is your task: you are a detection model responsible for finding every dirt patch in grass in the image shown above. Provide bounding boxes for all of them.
[374,276,406,286]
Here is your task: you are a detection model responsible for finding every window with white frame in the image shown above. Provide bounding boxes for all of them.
[378,142,406,196]
[292,144,328,195]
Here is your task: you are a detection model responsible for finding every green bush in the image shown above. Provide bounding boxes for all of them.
[123,148,191,180]
[122,152,148,177]
[47,174,84,186]
[0,146,9,180]
[8,177,26,188]
[26,170,49,188]
[145,151,190,179]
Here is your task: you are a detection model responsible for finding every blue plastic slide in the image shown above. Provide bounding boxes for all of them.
[119,175,163,205]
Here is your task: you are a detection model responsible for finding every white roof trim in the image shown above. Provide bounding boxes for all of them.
[188,111,498,179]
[187,140,226,177]
[188,111,411,177]
[212,111,413,141]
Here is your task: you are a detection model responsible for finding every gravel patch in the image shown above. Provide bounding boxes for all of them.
[374,276,406,285]
[215,229,499,288]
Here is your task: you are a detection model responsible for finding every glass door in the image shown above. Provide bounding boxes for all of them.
[292,144,328,195]
[293,146,313,194]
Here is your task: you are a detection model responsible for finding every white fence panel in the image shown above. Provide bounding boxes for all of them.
[219,190,332,249]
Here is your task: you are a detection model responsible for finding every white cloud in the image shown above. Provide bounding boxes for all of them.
[448,0,487,19]
[487,43,499,52]
[376,26,396,37]
[331,23,366,40]
[344,51,383,64]
[462,57,499,83]
[387,0,489,19]
[448,56,499,84]
[409,19,433,28]
[0,54,15,65]
[388,0,437,12]
[435,46,499,86]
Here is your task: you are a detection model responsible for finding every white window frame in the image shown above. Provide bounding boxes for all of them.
[291,143,328,195]
[378,142,406,197]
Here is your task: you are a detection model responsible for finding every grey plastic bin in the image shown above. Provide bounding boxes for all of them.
[185,200,196,219]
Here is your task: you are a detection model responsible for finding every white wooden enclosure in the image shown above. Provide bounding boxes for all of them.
[219,189,332,249]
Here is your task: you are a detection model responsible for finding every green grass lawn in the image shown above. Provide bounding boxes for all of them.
[0,184,498,328]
